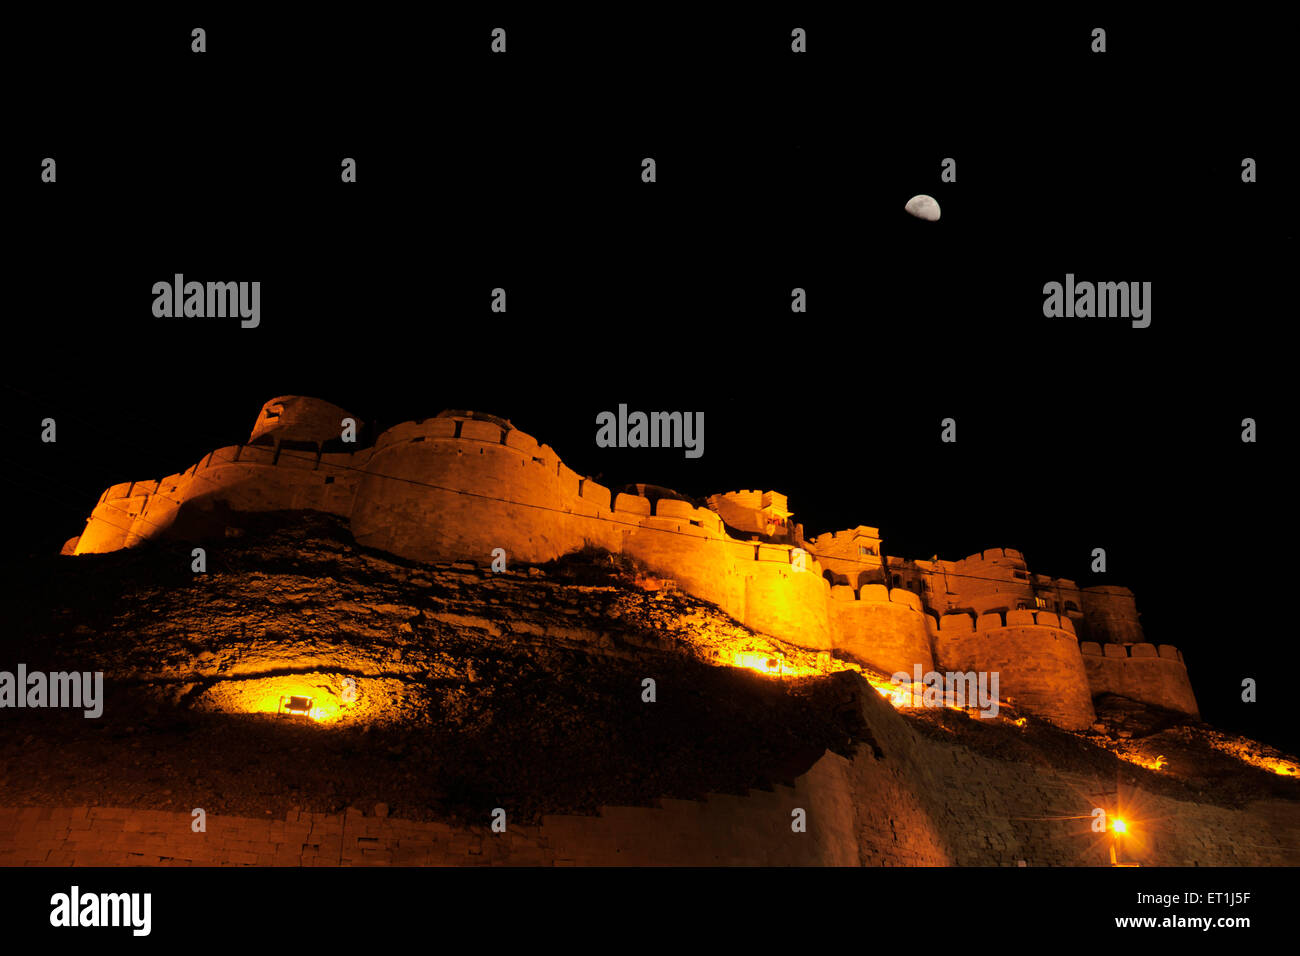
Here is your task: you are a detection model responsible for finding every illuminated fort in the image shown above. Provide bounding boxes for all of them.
[63,396,1198,730]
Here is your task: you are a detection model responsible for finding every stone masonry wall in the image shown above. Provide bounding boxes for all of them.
[64,407,1193,728]
[828,585,935,676]
[0,754,859,867]
[1081,641,1198,717]
[4,681,1294,867]
[931,610,1096,730]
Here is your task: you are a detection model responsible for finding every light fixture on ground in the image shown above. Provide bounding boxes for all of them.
[278,695,315,718]
[1109,816,1139,867]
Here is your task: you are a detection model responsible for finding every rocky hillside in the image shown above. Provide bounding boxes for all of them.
[2,512,1295,829]
[2,513,867,824]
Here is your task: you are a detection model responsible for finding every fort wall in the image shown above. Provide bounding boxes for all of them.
[349,419,615,564]
[1032,575,1085,621]
[1080,641,1198,717]
[75,497,136,553]
[742,556,831,651]
[938,548,1036,616]
[808,526,885,589]
[2,679,1288,866]
[75,445,367,555]
[63,400,1192,727]
[249,395,359,446]
[932,609,1095,730]
[622,514,745,621]
[74,411,832,651]
[828,585,935,676]
[0,766,860,867]
[1080,585,1145,645]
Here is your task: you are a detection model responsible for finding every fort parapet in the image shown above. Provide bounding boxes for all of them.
[1079,641,1198,717]
[62,396,1197,728]
[932,609,1096,729]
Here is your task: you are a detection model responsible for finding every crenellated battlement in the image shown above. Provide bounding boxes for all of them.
[951,547,1026,565]
[1080,641,1183,663]
[1078,641,1197,717]
[938,609,1077,634]
[927,606,1094,729]
[60,398,1194,730]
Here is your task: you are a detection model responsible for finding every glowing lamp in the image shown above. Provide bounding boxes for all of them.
[278,695,315,718]
[1111,818,1128,834]
[733,652,783,674]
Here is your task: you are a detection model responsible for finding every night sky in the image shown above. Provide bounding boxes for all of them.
[5,11,1291,752]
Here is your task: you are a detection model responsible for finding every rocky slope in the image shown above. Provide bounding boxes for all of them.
[2,513,867,824]
[2,512,1295,828]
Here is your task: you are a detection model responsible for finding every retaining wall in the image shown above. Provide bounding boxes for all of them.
[2,679,1292,866]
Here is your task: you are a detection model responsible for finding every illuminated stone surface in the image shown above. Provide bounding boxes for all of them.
[63,399,1194,729]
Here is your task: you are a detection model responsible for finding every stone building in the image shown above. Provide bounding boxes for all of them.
[63,396,1197,728]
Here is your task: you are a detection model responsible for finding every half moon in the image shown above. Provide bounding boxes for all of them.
[905,195,941,221]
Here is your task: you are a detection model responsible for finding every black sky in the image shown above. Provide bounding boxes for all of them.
[4,10,1292,751]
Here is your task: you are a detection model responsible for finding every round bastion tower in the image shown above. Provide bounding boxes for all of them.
[248,395,361,448]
